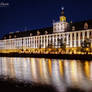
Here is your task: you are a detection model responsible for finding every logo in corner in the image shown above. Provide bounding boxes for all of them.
[0,1,9,7]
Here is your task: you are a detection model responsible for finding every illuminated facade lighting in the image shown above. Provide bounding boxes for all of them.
[0,8,92,54]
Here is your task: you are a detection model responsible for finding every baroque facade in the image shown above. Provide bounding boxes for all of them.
[0,8,92,54]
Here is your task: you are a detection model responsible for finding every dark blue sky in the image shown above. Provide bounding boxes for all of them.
[0,0,92,38]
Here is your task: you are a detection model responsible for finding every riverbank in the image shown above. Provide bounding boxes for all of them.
[0,53,92,60]
[0,77,89,92]
[0,77,55,91]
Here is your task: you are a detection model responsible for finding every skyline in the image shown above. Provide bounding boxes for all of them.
[0,0,92,38]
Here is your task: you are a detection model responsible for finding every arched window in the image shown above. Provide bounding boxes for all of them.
[84,22,88,30]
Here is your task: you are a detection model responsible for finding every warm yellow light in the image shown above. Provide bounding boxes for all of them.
[84,61,90,79]
[39,59,43,78]
[60,16,66,22]
[48,59,52,76]
[59,60,63,76]
[70,60,78,83]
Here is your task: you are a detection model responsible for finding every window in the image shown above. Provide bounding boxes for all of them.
[72,33,74,40]
[76,33,78,40]
[90,31,92,38]
[80,32,82,39]
[68,34,70,40]
[85,31,87,38]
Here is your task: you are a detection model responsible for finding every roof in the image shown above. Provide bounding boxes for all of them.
[1,19,92,40]
[69,19,92,31]
[2,27,53,40]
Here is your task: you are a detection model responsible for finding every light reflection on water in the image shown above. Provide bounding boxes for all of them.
[0,57,92,91]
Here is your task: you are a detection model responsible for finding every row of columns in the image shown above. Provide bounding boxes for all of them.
[0,30,91,50]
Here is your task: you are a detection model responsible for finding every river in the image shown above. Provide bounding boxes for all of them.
[0,57,92,92]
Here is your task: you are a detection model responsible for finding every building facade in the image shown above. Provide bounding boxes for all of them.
[0,8,92,54]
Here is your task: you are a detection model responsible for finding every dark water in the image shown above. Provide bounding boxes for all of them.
[0,57,92,92]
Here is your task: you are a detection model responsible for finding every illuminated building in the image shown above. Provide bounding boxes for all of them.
[0,8,92,54]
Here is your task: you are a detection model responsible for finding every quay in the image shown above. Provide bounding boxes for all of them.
[0,53,92,60]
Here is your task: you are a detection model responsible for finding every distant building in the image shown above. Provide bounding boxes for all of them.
[0,8,92,54]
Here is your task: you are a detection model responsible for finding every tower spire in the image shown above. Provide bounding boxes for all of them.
[60,6,66,22]
[61,7,64,16]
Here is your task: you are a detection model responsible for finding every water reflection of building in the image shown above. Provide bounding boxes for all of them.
[14,58,24,81]
[90,62,92,80]
[64,60,71,86]
[70,60,79,86]
[8,58,15,79]
[48,59,52,76]
[30,58,51,84]
[0,58,2,75]
[1,57,8,76]
[39,58,51,84]
[84,61,90,79]
[30,58,38,82]
[0,57,92,91]
[58,60,64,78]
[52,59,66,92]
[22,58,32,82]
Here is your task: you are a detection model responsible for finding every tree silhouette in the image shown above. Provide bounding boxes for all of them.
[58,38,66,53]
[81,38,91,54]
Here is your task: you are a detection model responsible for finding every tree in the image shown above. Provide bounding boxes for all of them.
[58,38,66,53]
[81,38,91,54]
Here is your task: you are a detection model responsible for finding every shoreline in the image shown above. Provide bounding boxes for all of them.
[0,77,86,92]
[0,53,92,60]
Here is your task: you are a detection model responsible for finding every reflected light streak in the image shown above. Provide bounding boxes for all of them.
[48,59,52,76]
[9,58,15,79]
[59,60,63,76]
[39,58,43,80]
[77,61,92,91]
[90,61,92,80]
[52,59,66,92]
[13,58,24,81]
[22,58,32,82]
[2,57,8,76]
[31,58,38,82]
[84,61,90,79]
[70,60,78,86]
[41,59,50,84]
[64,60,71,86]
[0,58,2,75]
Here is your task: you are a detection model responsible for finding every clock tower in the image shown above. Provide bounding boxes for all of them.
[53,7,69,33]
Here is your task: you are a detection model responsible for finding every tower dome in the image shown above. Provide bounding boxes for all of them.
[60,7,66,22]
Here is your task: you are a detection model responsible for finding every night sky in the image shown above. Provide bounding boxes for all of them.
[0,0,92,38]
